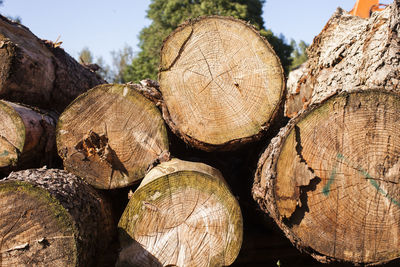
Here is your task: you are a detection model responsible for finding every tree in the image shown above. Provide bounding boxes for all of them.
[78,47,94,65]
[111,45,133,83]
[290,39,308,70]
[2,0,22,23]
[78,47,114,82]
[96,56,113,82]
[123,0,293,82]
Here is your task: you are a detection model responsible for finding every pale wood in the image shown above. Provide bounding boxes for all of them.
[253,90,400,265]
[285,1,400,117]
[0,100,57,175]
[56,83,169,189]
[118,158,243,267]
[0,168,115,266]
[159,16,285,151]
[0,15,104,113]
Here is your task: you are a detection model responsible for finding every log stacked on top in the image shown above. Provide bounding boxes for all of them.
[0,15,104,113]
[158,16,285,151]
[284,0,400,118]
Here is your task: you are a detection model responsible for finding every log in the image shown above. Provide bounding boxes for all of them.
[253,90,400,265]
[158,16,285,151]
[0,15,104,113]
[117,158,243,267]
[0,168,115,266]
[285,0,400,118]
[56,83,170,189]
[0,100,57,176]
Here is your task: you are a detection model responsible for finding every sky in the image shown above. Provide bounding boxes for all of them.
[0,0,393,66]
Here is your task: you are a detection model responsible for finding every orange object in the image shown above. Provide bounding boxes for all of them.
[349,0,388,18]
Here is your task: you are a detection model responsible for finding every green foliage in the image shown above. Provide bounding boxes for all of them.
[261,29,293,75]
[290,39,308,71]
[96,56,113,82]
[124,0,293,82]
[78,47,93,64]
[111,45,133,83]
[78,47,113,82]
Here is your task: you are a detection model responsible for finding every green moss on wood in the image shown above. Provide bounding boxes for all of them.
[118,170,242,264]
[0,180,78,266]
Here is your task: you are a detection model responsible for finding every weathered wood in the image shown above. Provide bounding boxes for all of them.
[253,90,400,265]
[56,83,170,189]
[285,0,400,117]
[0,100,57,176]
[0,168,115,266]
[118,158,243,267]
[158,16,285,151]
[0,15,104,113]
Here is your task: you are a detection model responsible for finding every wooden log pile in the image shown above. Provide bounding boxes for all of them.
[1,1,400,266]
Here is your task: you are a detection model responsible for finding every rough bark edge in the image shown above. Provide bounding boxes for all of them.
[4,167,116,266]
[285,0,400,118]
[157,15,286,152]
[0,15,105,113]
[253,89,400,266]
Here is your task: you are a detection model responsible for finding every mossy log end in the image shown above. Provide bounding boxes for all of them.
[158,16,285,151]
[253,90,400,265]
[0,100,57,176]
[118,158,243,267]
[285,0,400,117]
[0,168,115,266]
[0,15,104,113]
[56,84,170,189]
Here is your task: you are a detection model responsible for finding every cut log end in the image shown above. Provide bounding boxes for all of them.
[0,100,57,175]
[57,83,169,189]
[0,101,24,168]
[118,159,243,267]
[0,181,77,266]
[254,90,400,265]
[159,16,284,151]
[0,168,115,266]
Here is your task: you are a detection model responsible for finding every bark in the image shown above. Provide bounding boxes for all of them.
[0,168,115,266]
[56,84,170,189]
[253,90,400,265]
[117,158,243,267]
[158,16,285,151]
[285,0,400,117]
[0,100,57,176]
[0,15,104,113]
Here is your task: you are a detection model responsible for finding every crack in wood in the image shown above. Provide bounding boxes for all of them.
[160,27,194,72]
[282,125,321,226]
[283,176,321,227]
[75,130,128,189]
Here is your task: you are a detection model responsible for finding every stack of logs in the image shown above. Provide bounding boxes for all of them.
[1,0,400,266]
